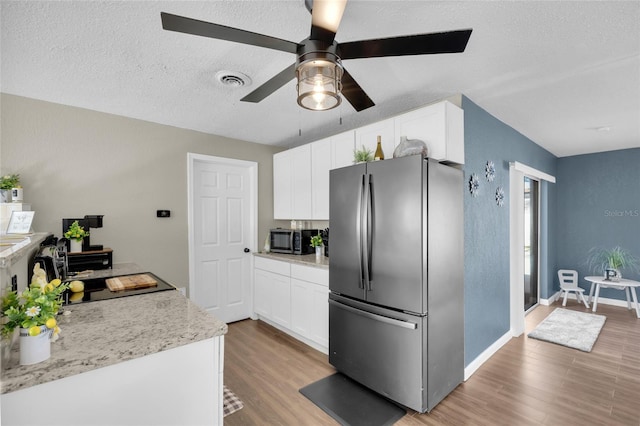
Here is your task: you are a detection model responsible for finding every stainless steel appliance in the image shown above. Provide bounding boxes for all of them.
[329,155,464,413]
[269,228,320,255]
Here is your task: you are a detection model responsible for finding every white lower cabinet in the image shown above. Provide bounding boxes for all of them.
[253,256,328,353]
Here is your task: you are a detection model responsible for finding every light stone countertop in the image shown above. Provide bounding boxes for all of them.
[253,251,329,269]
[1,288,227,394]
[0,232,51,268]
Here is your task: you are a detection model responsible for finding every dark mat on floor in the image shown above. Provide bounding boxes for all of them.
[299,373,406,426]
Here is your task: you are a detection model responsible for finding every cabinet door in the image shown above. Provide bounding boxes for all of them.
[394,101,464,164]
[291,278,313,338]
[331,130,355,170]
[271,272,291,328]
[291,278,328,348]
[309,283,329,348]
[311,138,331,220]
[290,144,312,219]
[254,268,272,318]
[273,150,292,219]
[355,118,395,161]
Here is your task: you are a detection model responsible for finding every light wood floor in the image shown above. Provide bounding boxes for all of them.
[223,302,640,425]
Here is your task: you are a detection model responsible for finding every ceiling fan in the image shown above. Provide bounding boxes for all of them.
[161,0,472,112]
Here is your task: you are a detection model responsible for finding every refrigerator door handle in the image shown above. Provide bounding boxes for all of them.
[366,173,373,291]
[362,173,371,289]
[329,299,418,330]
[356,174,365,289]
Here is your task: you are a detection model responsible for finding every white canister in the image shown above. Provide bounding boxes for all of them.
[11,187,23,202]
[19,326,52,365]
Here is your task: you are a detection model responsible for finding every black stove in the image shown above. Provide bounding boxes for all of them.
[62,272,176,305]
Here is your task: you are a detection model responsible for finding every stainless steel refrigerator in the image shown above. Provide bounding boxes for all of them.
[329,155,464,413]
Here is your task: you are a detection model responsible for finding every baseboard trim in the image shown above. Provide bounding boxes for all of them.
[544,290,633,309]
[464,330,512,381]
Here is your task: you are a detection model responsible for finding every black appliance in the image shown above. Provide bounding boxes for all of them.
[269,228,320,255]
[30,237,68,283]
[62,215,104,252]
[329,155,464,413]
[62,272,176,305]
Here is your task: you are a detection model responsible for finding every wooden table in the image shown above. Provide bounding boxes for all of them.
[585,276,640,318]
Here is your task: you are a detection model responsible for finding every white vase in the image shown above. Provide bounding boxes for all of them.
[0,189,10,203]
[70,239,83,253]
[19,326,52,365]
[315,245,324,258]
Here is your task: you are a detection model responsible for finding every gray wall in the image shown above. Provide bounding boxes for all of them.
[462,96,557,366]
[556,148,640,297]
[1,94,283,289]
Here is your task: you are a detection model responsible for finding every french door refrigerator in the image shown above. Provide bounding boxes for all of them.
[329,155,463,413]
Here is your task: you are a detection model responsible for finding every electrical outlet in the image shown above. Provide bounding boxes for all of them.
[157,210,171,218]
[11,275,18,292]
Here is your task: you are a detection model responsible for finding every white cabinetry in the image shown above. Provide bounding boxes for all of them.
[273,150,292,219]
[253,256,329,353]
[273,145,312,220]
[355,117,396,160]
[330,130,356,170]
[310,130,355,220]
[394,101,464,164]
[253,257,291,328]
[311,138,331,220]
[290,264,329,349]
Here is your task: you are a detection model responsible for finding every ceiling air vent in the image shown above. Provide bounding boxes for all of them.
[215,71,251,87]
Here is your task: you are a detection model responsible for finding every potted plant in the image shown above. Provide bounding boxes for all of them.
[2,264,69,364]
[64,220,89,252]
[0,174,20,203]
[586,246,640,281]
[353,145,373,164]
[310,233,324,258]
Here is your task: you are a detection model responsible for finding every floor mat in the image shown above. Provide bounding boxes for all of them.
[299,373,406,426]
[223,385,244,417]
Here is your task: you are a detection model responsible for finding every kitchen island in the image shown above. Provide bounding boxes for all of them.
[1,266,227,426]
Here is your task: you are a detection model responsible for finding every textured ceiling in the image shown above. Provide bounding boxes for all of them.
[1,0,639,157]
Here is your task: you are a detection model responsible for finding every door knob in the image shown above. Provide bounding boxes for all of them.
[244,248,250,253]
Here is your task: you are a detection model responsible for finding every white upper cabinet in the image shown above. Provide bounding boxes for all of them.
[311,138,331,220]
[273,144,312,220]
[273,149,292,219]
[394,101,464,164]
[273,100,464,220]
[355,117,395,161]
[330,130,355,170]
[291,144,312,219]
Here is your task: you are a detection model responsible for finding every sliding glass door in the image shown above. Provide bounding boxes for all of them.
[524,177,539,312]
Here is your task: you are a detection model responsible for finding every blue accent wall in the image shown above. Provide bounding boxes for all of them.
[462,96,557,366]
[556,148,640,298]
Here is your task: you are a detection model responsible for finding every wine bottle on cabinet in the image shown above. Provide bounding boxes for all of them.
[374,135,385,161]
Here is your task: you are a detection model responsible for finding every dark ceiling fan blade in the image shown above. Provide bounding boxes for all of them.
[240,63,297,103]
[341,68,374,112]
[338,29,472,60]
[161,12,299,54]
[309,0,347,43]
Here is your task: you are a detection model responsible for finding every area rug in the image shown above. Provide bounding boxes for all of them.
[527,308,606,352]
[300,373,406,426]
[223,385,244,417]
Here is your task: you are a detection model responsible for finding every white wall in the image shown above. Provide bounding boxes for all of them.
[0,94,283,288]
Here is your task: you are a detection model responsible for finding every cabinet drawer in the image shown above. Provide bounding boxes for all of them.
[291,264,328,287]
[254,257,291,276]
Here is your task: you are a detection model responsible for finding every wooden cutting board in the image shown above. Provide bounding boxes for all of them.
[106,274,157,292]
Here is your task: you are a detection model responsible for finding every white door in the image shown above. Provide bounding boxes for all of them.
[188,154,257,323]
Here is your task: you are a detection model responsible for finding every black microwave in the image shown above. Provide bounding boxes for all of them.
[270,229,320,255]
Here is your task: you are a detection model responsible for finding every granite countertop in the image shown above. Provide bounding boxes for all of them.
[1,284,227,394]
[253,251,329,269]
[0,232,51,268]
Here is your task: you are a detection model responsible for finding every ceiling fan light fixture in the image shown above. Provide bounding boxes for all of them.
[296,56,343,111]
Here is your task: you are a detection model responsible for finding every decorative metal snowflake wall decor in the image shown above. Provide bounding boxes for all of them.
[469,173,480,197]
[485,161,495,182]
[495,186,505,206]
